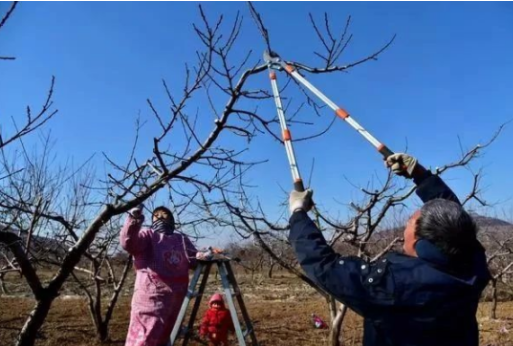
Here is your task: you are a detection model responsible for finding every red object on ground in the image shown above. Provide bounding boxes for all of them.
[199,294,235,346]
[312,314,328,329]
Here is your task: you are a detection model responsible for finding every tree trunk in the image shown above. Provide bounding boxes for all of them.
[11,207,114,346]
[101,256,133,341]
[99,323,108,342]
[327,296,347,346]
[86,295,104,341]
[0,231,43,299]
[93,277,103,340]
[16,295,54,346]
[267,262,275,279]
[331,304,348,346]
[328,296,337,321]
[490,278,498,320]
[0,272,7,294]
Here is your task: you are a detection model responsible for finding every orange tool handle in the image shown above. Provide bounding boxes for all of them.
[378,144,394,159]
[294,180,305,192]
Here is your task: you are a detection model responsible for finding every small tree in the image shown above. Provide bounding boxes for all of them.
[70,223,133,341]
[484,231,513,319]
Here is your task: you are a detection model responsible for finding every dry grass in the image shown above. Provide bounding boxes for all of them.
[0,274,512,346]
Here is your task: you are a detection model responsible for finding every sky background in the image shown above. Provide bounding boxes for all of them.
[1,2,512,246]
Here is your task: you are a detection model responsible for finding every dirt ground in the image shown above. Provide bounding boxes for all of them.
[1,274,512,346]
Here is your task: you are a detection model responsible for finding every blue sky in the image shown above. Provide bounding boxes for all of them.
[1,2,513,244]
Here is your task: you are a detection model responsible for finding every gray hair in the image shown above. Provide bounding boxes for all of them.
[416,199,478,260]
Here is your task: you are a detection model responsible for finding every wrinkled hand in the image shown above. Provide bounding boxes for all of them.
[196,248,213,261]
[289,189,314,214]
[129,205,144,219]
[385,153,417,179]
[196,252,207,261]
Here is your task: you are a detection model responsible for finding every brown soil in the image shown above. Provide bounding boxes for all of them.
[1,275,512,346]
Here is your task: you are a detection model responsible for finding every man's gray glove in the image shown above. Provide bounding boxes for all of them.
[289,189,314,214]
[385,153,418,178]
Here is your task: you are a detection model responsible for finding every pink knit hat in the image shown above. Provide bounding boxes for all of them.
[209,293,224,306]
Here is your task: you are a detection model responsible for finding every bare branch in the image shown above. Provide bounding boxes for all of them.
[247,2,272,52]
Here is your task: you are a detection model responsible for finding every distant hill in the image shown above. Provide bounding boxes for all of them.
[471,214,512,228]
[357,213,513,245]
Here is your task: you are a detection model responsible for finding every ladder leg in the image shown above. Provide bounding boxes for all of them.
[170,263,204,345]
[219,262,246,346]
[225,262,258,346]
[182,262,212,346]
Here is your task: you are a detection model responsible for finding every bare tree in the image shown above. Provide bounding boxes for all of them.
[70,222,133,341]
[484,231,513,319]
[0,2,57,169]
[0,1,58,299]
[0,1,17,61]
[0,4,352,345]
[226,242,267,282]
[0,135,130,341]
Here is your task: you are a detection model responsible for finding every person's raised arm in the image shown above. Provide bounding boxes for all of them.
[288,190,395,316]
[386,153,460,204]
[120,206,151,255]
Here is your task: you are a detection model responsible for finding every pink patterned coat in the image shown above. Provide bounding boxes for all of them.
[121,215,197,346]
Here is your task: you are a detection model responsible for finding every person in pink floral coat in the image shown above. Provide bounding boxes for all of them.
[121,205,197,346]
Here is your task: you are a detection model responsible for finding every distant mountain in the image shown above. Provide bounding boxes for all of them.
[471,214,512,228]
[372,214,512,240]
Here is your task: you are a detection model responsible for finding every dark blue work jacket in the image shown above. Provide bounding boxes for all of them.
[289,173,490,346]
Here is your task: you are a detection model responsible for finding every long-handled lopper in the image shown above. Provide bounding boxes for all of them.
[264,50,396,162]
[266,56,306,192]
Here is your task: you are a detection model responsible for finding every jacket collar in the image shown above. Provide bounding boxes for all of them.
[415,239,450,267]
[415,239,478,285]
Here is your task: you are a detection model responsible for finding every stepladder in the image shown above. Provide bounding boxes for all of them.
[170,258,258,346]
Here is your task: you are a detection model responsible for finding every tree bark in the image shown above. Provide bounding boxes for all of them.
[0,272,7,294]
[12,207,114,346]
[490,278,498,320]
[267,261,276,279]
[101,256,133,341]
[327,296,347,346]
[16,296,54,346]
[0,230,43,299]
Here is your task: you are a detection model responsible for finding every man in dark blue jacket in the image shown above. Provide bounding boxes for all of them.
[288,153,491,346]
